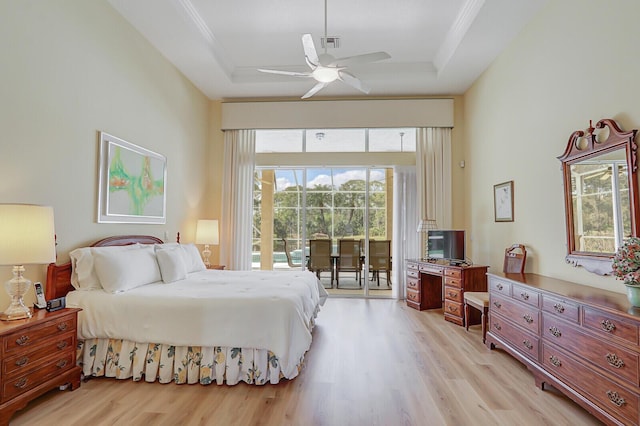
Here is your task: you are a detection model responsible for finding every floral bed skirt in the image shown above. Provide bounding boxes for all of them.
[78,338,302,385]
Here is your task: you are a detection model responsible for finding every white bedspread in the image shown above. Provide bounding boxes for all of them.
[66,269,328,378]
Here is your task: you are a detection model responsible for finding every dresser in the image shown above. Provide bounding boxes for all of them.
[487,272,640,426]
[405,259,488,325]
[0,308,82,425]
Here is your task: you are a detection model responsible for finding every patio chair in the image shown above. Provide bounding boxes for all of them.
[336,239,362,288]
[308,239,334,286]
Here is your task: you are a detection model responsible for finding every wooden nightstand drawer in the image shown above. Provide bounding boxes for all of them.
[2,351,74,402]
[3,332,75,377]
[3,314,76,353]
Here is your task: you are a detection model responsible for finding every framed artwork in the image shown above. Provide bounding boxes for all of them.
[494,180,514,222]
[97,132,167,224]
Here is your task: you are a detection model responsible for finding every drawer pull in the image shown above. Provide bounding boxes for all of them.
[522,340,533,350]
[548,326,562,338]
[523,314,533,324]
[493,323,502,331]
[57,341,68,350]
[447,292,456,298]
[520,292,529,301]
[14,378,28,389]
[549,355,562,367]
[56,359,68,369]
[57,322,68,331]
[15,356,29,367]
[15,335,30,346]
[496,283,503,291]
[493,301,502,309]
[601,319,616,332]
[606,353,625,369]
[553,303,565,313]
[447,305,456,312]
[606,390,626,407]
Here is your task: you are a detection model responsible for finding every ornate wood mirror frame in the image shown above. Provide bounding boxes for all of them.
[558,119,639,275]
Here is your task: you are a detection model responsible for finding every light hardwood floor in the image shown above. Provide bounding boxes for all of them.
[11,299,602,425]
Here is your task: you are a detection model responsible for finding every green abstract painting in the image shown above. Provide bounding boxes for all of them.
[98,132,167,223]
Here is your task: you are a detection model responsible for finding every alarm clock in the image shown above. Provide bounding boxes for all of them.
[46,297,66,312]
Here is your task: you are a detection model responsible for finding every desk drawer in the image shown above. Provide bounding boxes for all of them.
[406,289,420,305]
[419,264,443,275]
[444,276,462,288]
[445,300,462,317]
[444,286,462,303]
[406,277,420,292]
[444,268,461,279]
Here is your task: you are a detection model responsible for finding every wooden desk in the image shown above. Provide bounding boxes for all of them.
[405,259,488,326]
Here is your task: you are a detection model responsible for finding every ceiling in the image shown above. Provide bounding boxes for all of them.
[107,0,547,100]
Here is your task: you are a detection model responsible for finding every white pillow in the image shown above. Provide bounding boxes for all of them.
[69,244,142,290]
[93,245,161,293]
[156,246,188,283]
[181,243,206,273]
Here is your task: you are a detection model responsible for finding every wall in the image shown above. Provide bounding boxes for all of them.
[463,0,640,291]
[0,0,210,308]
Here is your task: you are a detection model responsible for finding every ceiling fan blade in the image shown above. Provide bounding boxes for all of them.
[338,70,370,94]
[302,34,320,67]
[301,81,329,99]
[329,52,391,67]
[257,68,312,77]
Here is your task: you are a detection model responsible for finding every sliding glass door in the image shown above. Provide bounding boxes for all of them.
[253,167,392,297]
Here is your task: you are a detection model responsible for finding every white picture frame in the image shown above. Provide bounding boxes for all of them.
[494,180,514,222]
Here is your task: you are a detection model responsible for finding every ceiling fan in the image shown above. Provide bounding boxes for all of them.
[257,0,391,99]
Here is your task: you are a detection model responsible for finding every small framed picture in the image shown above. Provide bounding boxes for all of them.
[494,181,514,222]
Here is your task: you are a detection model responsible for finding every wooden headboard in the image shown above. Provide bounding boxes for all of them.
[45,235,164,300]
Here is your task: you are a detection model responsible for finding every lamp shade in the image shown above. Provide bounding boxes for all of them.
[417,219,438,233]
[195,219,219,245]
[0,204,56,265]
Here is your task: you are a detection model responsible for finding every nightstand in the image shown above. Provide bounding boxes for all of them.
[0,308,82,425]
[207,265,226,270]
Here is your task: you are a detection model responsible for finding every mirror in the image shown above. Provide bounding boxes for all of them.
[558,119,639,275]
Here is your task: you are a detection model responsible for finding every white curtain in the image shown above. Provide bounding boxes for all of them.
[220,130,256,270]
[392,166,419,300]
[416,128,452,252]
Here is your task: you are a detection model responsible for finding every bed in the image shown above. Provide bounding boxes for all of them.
[45,235,327,386]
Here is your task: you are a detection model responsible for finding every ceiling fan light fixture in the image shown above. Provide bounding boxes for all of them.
[312,67,339,83]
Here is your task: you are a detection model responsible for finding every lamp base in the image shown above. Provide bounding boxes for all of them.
[0,308,32,321]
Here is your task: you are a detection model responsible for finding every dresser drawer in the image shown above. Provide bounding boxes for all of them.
[443,268,461,279]
[3,332,75,377]
[489,277,511,296]
[542,343,640,426]
[490,313,539,361]
[583,307,639,346]
[3,314,77,353]
[444,286,462,303]
[511,284,540,308]
[490,293,540,334]
[542,313,640,387]
[541,294,579,324]
[1,351,74,403]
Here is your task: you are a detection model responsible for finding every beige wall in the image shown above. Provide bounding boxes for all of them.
[463,0,640,291]
[0,0,210,308]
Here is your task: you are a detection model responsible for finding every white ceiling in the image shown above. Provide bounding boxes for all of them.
[107,0,547,100]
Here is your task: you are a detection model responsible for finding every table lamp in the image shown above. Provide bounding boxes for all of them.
[0,204,56,320]
[195,219,219,268]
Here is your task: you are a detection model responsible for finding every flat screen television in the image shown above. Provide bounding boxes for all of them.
[427,230,466,263]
